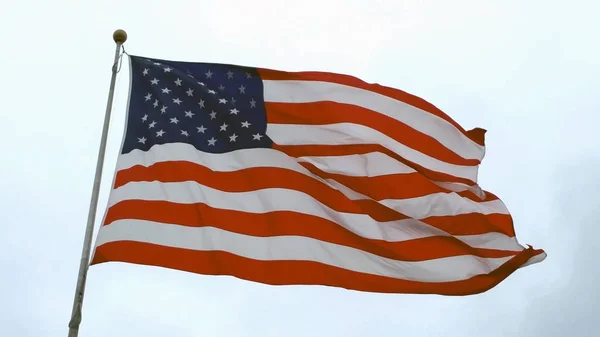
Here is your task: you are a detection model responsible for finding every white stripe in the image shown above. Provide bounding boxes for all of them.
[521,251,547,268]
[118,143,418,177]
[95,220,515,282]
[297,151,416,176]
[262,79,485,161]
[107,181,521,251]
[267,123,478,182]
[380,195,508,218]
[118,143,311,172]
[432,181,486,199]
[322,178,508,218]
[117,143,477,192]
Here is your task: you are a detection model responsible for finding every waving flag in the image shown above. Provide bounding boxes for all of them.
[91,55,545,295]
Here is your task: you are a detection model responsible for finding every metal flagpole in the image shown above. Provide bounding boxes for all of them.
[67,29,128,337]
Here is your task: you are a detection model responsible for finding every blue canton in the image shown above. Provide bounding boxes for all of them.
[122,55,272,154]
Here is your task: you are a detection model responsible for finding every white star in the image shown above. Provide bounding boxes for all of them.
[174,78,182,86]
[153,62,161,66]
[144,93,152,101]
[241,121,251,128]
[218,84,225,91]
[164,67,172,72]
[141,114,148,122]
[187,72,194,78]
[253,133,263,140]
[160,106,168,114]
[219,123,228,131]
[181,130,189,137]
[142,68,149,76]
[197,125,206,133]
[209,111,217,119]
[229,108,239,115]
[138,137,147,144]
[156,129,165,137]
[208,137,217,146]
[173,98,182,105]
[229,133,238,142]
[153,99,159,108]
[170,117,179,124]
[208,89,216,94]
[148,121,157,128]
[198,99,205,108]
[219,98,228,104]
[227,70,234,79]
[249,98,257,108]
[238,85,246,94]
[198,82,206,86]
[150,78,159,85]
[246,72,252,79]
[186,88,194,96]
[162,87,171,94]
[184,110,195,118]
[205,70,213,79]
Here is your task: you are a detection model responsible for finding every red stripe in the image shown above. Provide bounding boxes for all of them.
[104,200,519,261]
[114,162,405,222]
[297,162,497,203]
[92,241,540,295]
[272,143,477,185]
[114,162,514,235]
[423,213,515,237]
[265,101,480,165]
[115,158,491,203]
[257,68,486,147]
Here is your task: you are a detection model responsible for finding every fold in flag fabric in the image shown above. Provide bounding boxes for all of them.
[91,55,546,295]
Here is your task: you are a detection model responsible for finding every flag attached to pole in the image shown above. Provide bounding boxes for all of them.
[91,55,545,295]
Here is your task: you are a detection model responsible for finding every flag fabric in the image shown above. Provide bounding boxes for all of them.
[91,54,546,295]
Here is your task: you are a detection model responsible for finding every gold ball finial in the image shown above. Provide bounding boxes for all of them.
[113,29,128,44]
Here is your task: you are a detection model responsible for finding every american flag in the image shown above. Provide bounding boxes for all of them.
[91,55,545,295]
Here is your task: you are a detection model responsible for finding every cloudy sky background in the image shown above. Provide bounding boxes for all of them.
[1,0,598,336]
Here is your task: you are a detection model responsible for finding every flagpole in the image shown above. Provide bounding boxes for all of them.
[67,29,128,337]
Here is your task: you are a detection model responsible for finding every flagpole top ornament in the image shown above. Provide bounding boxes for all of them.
[113,29,127,44]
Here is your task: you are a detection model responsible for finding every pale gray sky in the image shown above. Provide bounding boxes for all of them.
[1,0,598,336]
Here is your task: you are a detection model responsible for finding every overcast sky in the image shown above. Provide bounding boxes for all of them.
[1,0,598,336]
